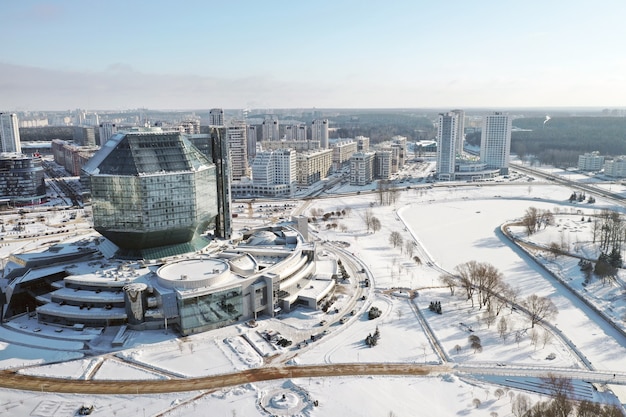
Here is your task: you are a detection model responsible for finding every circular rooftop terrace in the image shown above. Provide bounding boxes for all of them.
[156,258,231,290]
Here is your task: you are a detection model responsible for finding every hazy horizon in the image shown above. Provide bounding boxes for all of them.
[2,1,625,111]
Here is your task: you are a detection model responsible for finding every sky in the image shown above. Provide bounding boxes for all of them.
[1,0,626,111]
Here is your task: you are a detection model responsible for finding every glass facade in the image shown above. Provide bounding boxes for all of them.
[85,130,218,250]
[178,287,242,334]
[0,155,46,202]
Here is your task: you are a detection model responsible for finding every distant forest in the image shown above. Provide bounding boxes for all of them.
[466,117,626,168]
[330,112,435,144]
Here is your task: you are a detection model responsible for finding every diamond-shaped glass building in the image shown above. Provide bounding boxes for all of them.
[82,128,218,254]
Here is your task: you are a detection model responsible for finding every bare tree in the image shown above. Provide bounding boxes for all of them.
[547,241,562,259]
[494,281,513,316]
[497,317,508,340]
[364,209,374,232]
[529,328,539,349]
[511,394,532,417]
[440,275,456,295]
[455,261,478,308]
[389,231,403,249]
[371,217,381,233]
[541,373,574,417]
[494,388,505,400]
[522,294,558,328]
[404,241,415,258]
[538,209,554,229]
[454,260,503,311]
[577,400,601,417]
[522,207,540,235]
[541,329,553,348]
[482,310,496,328]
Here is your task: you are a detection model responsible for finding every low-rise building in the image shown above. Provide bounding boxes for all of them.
[578,151,604,172]
[604,157,626,178]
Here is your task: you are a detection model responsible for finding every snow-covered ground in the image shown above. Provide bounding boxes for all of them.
[1,179,626,416]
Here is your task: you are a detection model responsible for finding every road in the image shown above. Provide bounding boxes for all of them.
[3,362,626,395]
[0,364,444,394]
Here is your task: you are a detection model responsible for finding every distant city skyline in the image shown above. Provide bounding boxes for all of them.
[1,1,625,111]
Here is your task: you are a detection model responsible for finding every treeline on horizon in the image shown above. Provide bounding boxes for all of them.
[330,112,435,143]
[466,117,626,168]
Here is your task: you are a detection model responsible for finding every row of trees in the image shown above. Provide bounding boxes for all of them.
[511,374,623,417]
[376,180,400,206]
[441,261,558,328]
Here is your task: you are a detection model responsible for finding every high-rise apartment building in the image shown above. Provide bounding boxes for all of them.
[436,112,460,180]
[349,151,375,185]
[227,121,249,180]
[179,119,201,135]
[451,109,465,153]
[480,112,512,175]
[311,119,329,149]
[247,125,258,160]
[374,150,392,180]
[262,117,279,141]
[98,122,117,146]
[285,124,307,141]
[251,149,296,186]
[356,136,370,152]
[331,139,358,171]
[209,108,224,126]
[73,126,96,147]
[0,113,22,153]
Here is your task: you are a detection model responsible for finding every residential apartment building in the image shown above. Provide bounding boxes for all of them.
[436,112,460,180]
[604,157,626,178]
[480,112,511,175]
[209,108,224,126]
[356,136,370,152]
[578,151,604,172]
[262,117,280,141]
[227,121,249,180]
[331,139,357,171]
[0,113,22,153]
[451,109,465,153]
[247,125,258,160]
[296,148,333,185]
[232,148,297,197]
[374,150,392,180]
[98,122,117,146]
[285,124,307,141]
[51,139,99,176]
[311,119,329,149]
[349,151,375,185]
[260,140,320,152]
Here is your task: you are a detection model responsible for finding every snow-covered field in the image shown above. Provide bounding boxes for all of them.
[1,180,626,416]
